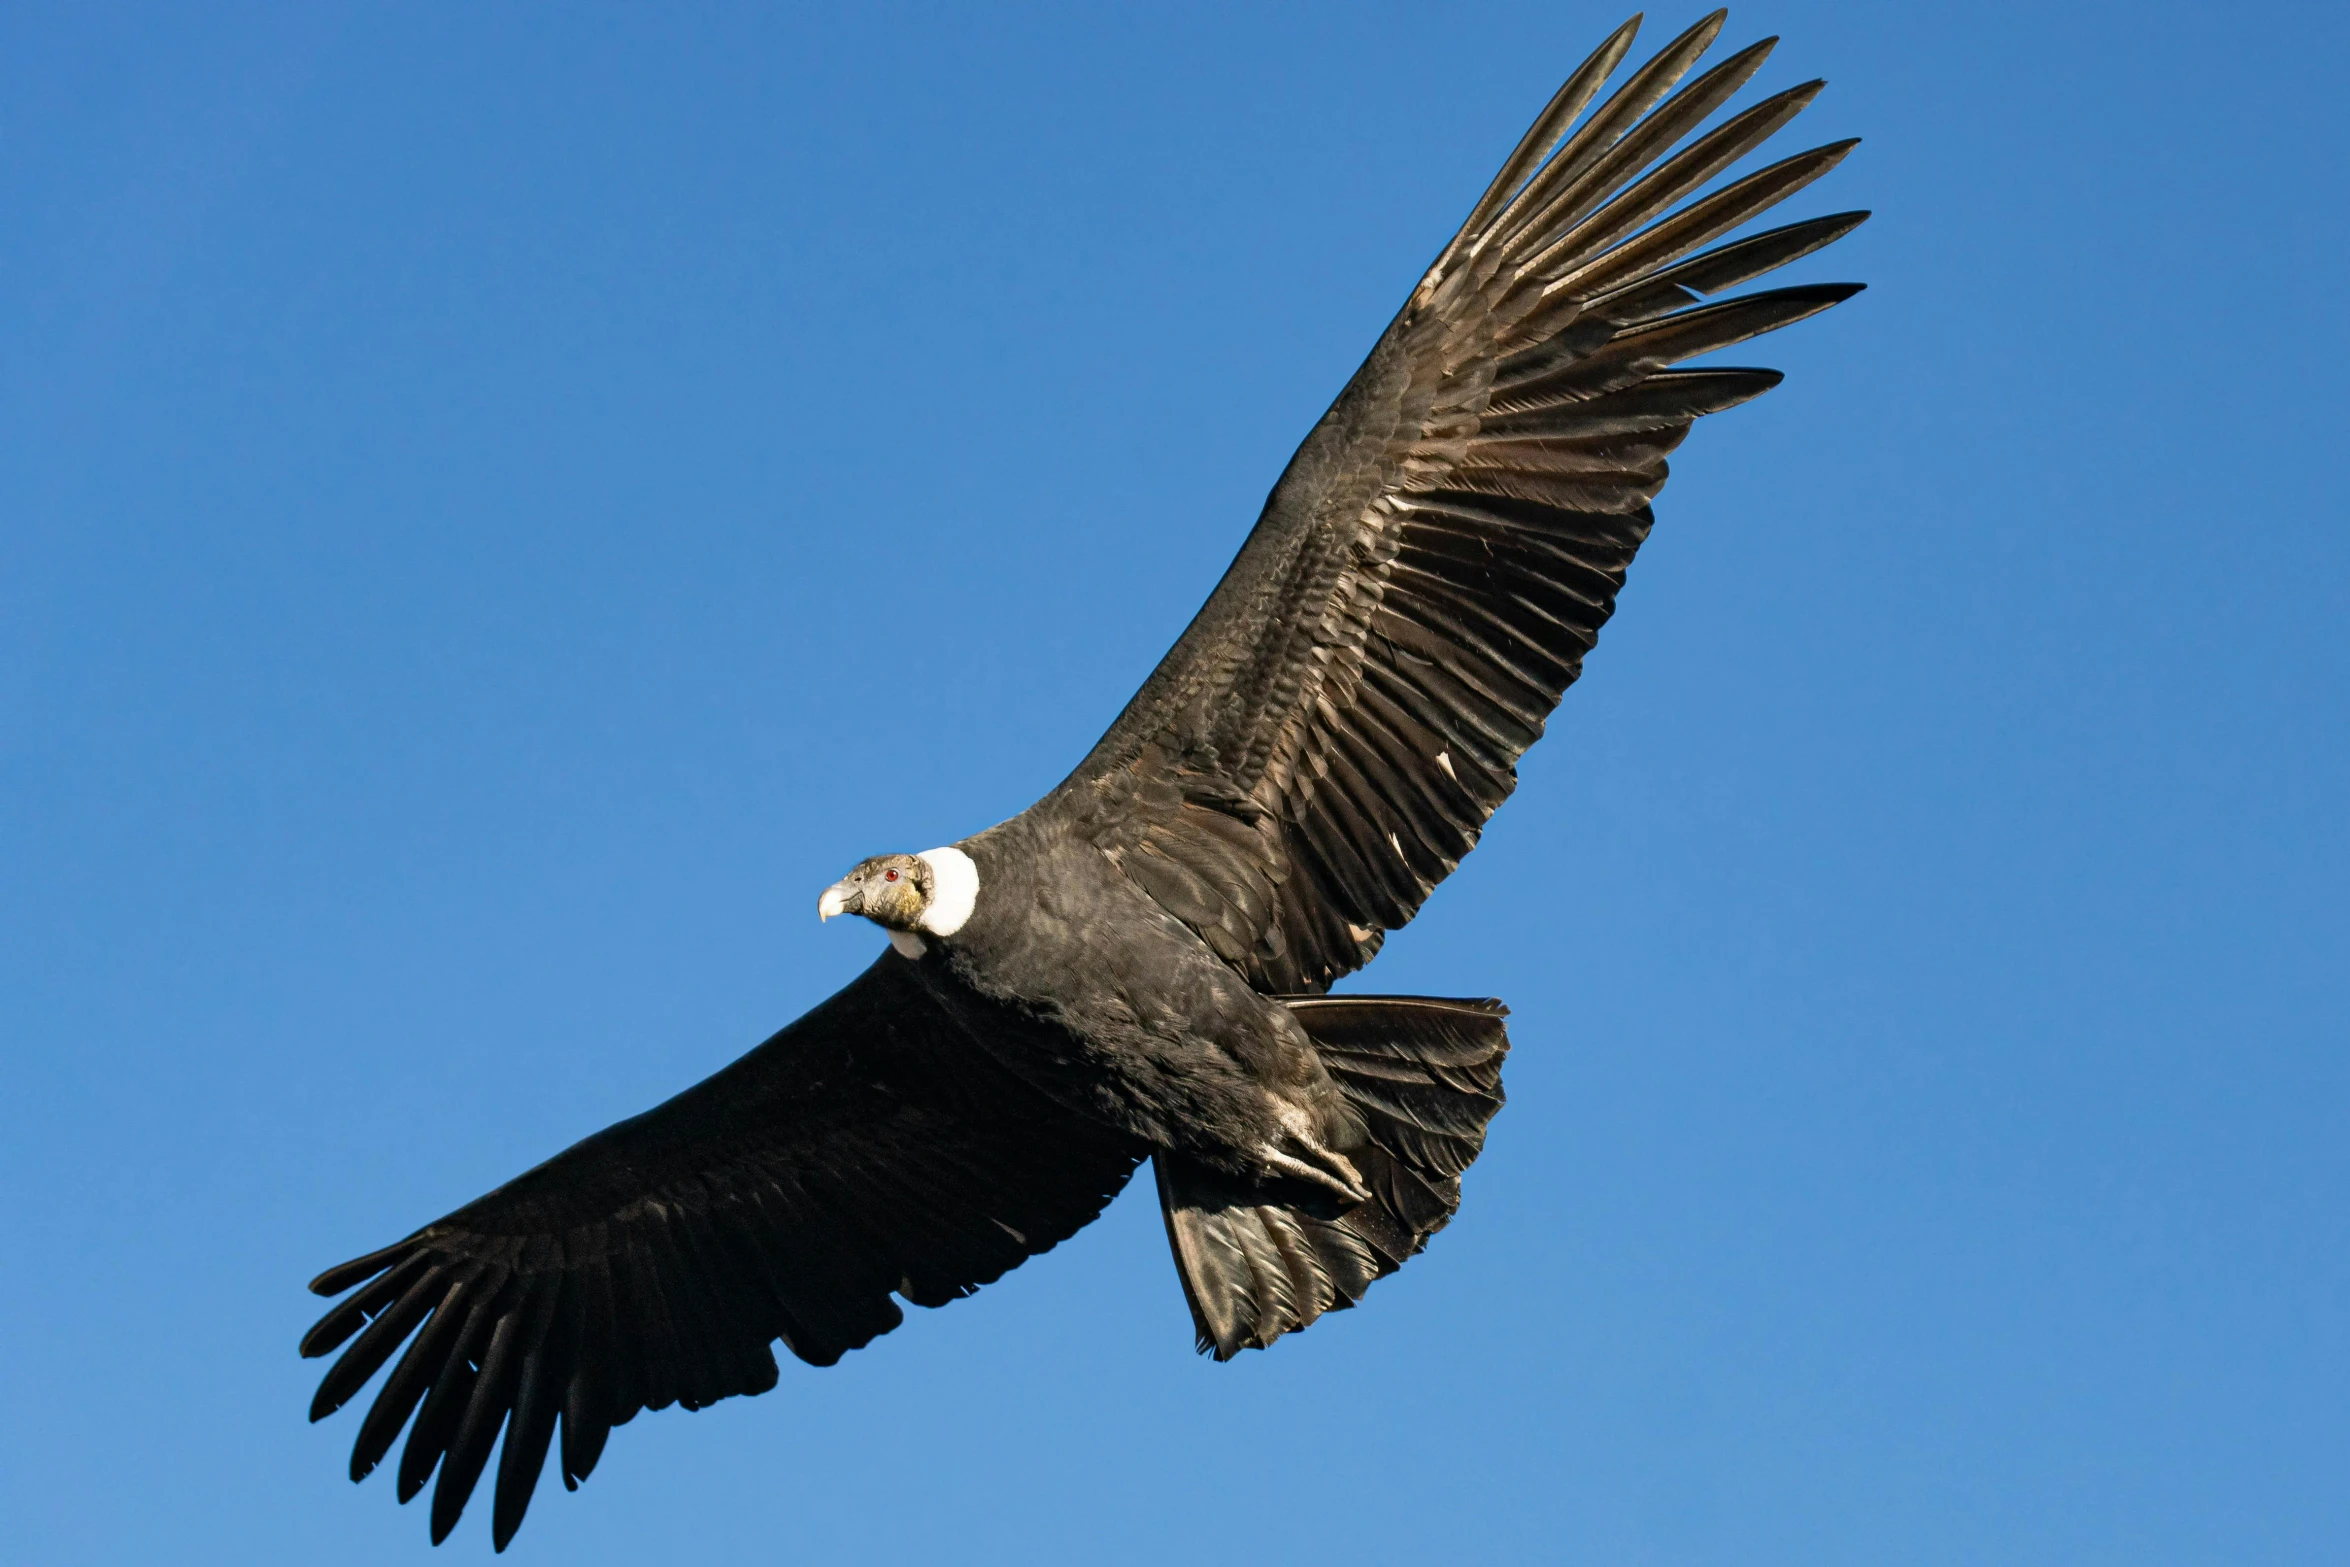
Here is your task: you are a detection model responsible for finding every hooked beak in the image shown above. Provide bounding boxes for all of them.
[818,881,859,922]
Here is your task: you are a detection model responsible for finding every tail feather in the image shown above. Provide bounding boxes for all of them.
[1158,996,1509,1358]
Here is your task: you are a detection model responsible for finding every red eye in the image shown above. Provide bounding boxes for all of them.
[884,869,898,881]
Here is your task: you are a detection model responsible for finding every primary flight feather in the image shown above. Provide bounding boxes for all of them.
[301,12,1864,1547]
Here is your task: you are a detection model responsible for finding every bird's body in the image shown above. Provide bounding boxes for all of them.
[301,11,1867,1548]
[938,816,1362,1190]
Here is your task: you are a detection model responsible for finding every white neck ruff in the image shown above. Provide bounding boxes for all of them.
[914,846,979,936]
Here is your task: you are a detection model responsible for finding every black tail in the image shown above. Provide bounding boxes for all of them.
[1156,995,1509,1359]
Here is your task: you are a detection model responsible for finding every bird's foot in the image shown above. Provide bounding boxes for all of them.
[1259,1144,1370,1208]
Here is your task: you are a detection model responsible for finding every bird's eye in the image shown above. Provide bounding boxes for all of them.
[884,869,899,882]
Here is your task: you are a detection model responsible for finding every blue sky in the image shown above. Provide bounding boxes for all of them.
[3,3,2345,1562]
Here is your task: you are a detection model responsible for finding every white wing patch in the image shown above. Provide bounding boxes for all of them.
[1436,749,1456,781]
[888,930,928,959]
[915,845,980,936]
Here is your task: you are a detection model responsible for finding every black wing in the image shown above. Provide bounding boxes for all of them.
[299,953,1145,1549]
[1059,11,1865,991]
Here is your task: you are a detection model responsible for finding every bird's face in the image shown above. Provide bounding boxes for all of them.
[818,854,935,933]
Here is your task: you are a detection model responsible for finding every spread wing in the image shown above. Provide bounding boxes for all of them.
[299,954,1145,1549]
[1059,11,1865,992]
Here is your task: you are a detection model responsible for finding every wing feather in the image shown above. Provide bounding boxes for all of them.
[301,954,1145,1547]
[1059,13,1863,987]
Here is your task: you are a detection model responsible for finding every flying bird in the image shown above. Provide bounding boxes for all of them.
[302,10,1864,1548]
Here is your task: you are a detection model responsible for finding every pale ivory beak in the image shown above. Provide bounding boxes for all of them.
[818,882,853,922]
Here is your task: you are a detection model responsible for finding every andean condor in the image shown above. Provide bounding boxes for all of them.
[302,11,1865,1548]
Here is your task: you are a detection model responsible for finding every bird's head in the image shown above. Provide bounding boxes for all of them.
[818,846,979,939]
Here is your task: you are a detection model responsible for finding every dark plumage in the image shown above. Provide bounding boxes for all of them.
[302,11,1865,1547]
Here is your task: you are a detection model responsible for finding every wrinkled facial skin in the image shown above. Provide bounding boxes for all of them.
[818,854,934,932]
